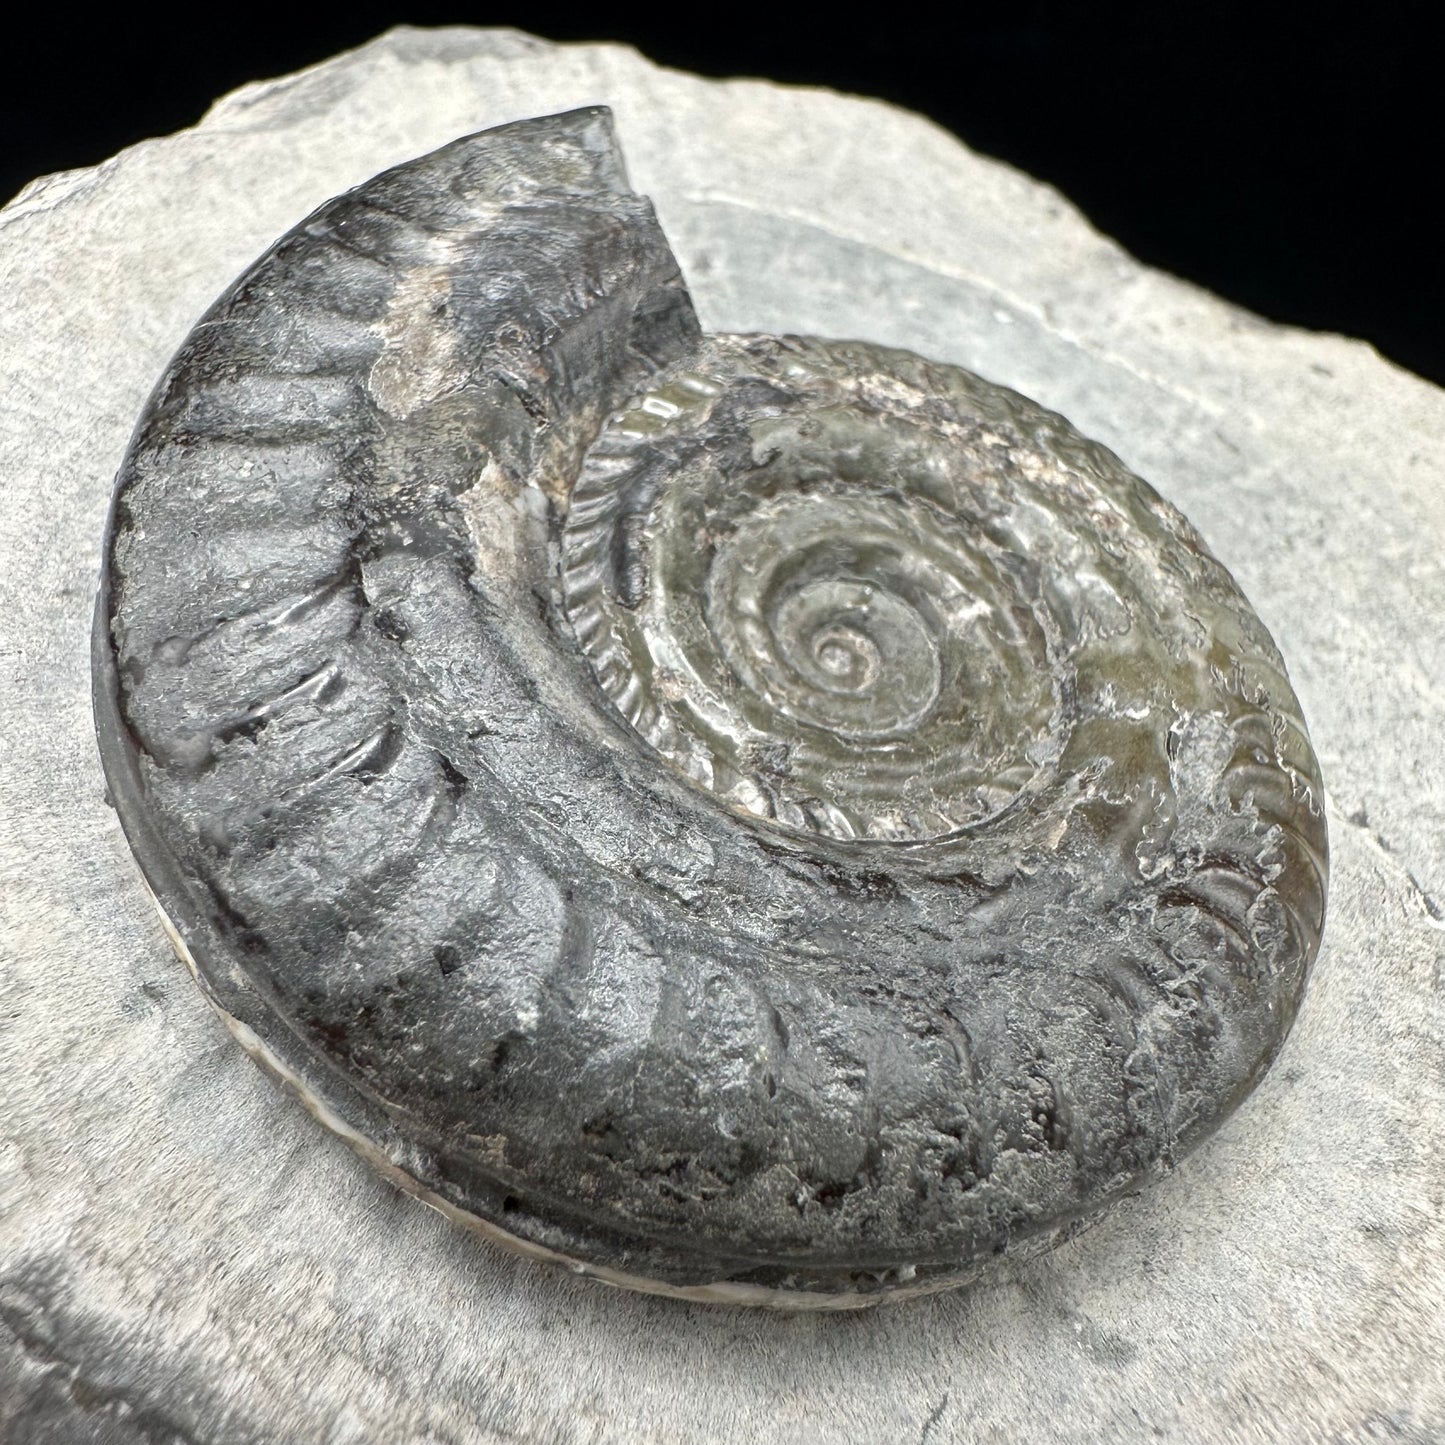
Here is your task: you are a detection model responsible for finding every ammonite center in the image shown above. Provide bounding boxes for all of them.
[562,339,1069,842]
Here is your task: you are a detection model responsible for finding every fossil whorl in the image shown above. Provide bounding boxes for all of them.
[93,108,1328,1307]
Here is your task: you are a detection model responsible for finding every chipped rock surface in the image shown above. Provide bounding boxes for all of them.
[1,25,1442,1444]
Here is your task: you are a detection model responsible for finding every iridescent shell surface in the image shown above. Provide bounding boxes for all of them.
[94,108,1328,1306]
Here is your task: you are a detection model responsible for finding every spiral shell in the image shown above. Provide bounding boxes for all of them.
[93,109,1328,1306]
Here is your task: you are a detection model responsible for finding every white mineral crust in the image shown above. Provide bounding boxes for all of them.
[1,25,1442,1444]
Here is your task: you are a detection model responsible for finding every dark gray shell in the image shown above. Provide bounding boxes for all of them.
[93,108,1328,1306]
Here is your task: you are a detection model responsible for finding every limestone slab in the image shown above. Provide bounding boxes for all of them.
[1,26,1442,1444]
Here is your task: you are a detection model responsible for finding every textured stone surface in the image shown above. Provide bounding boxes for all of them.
[2,22,1442,1440]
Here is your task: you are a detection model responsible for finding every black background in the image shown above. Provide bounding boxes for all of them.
[6,4,1440,384]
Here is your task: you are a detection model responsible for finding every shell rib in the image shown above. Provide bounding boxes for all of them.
[94,108,1328,1305]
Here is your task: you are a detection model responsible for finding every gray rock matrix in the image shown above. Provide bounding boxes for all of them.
[3,25,1442,1443]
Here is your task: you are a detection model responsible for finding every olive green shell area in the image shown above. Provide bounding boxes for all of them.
[93,108,1328,1305]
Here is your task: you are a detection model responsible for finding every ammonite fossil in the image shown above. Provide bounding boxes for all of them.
[93,108,1328,1307]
